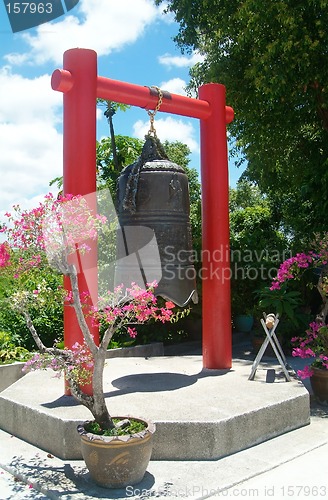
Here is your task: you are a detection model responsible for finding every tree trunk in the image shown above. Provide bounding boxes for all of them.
[90,344,115,430]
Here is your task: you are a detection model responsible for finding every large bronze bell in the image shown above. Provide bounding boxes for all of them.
[115,135,198,307]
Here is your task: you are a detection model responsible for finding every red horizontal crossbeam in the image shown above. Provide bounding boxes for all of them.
[51,68,234,123]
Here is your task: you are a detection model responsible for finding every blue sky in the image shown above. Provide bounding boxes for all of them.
[0,0,243,216]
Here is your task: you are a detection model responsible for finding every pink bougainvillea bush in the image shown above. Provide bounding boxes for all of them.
[0,194,183,430]
[270,234,328,379]
[291,322,328,379]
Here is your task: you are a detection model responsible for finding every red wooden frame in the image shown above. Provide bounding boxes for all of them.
[51,48,234,370]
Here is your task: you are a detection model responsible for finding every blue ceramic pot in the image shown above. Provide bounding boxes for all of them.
[234,315,254,333]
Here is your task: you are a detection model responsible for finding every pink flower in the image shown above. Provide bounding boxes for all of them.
[127,327,137,338]
[292,347,315,359]
[0,243,10,268]
[270,252,315,289]
[65,291,73,303]
[165,301,175,309]
[297,365,314,380]
[318,355,328,369]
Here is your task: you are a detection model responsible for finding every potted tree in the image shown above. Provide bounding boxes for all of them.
[0,193,184,488]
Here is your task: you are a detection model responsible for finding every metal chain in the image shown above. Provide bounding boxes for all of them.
[147,86,163,137]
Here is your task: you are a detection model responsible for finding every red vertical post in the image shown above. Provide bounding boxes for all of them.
[199,83,232,369]
[62,49,99,389]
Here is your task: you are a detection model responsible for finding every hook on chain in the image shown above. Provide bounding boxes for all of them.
[147,86,163,137]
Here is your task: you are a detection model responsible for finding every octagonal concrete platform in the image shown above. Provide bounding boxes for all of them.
[0,345,310,461]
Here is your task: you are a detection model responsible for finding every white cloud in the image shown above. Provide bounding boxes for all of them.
[5,0,160,66]
[96,107,103,121]
[0,67,61,124]
[133,116,199,153]
[4,53,29,66]
[0,125,63,227]
[158,51,204,68]
[160,77,187,95]
[0,68,63,213]
[0,122,62,209]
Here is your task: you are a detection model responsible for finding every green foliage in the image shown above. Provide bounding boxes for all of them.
[162,140,191,170]
[157,0,328,242]
[85,418,146,436]
[0,331,11,346]
[49,176,63,190]
[0,345,32,364]
[97,99,130,116]
[257,285,302,325]
[0,330,32,364]
[0,257,63,350]
[96,135,143,197]
[185,167,202,257]
[229,180,266,212]
[106,325,189,349]
[229,180,289,315]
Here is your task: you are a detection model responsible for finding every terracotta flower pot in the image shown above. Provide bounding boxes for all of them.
[77,417,155,488]
[310,367,328,404]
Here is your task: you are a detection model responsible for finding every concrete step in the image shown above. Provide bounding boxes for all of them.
[0,352,310,461]
[0,362,26,392]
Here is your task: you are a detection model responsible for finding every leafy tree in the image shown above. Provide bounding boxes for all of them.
[97,100,131,171]
[156,0,328,242]
[229,180,289,315]
[96,135,143,197]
